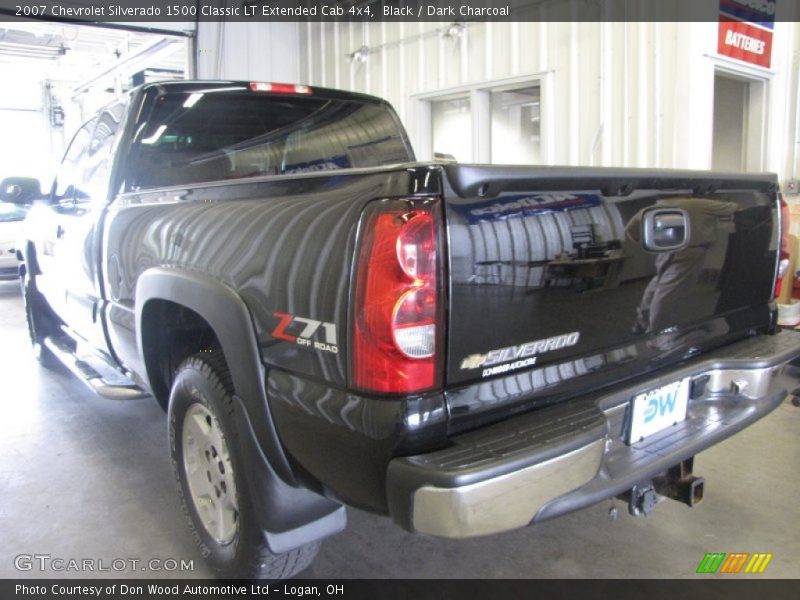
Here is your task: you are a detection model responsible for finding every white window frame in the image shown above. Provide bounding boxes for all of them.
[412,72,554,164]
[703,47,774,173]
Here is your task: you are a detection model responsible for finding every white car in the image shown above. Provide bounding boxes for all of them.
[0,202,27,280]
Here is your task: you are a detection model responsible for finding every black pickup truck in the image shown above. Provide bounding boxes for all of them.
[7,80,800,579]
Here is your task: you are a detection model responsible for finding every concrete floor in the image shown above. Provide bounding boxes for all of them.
[0,278,798,580]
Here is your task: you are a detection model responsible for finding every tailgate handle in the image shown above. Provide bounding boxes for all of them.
[643,209,688,252]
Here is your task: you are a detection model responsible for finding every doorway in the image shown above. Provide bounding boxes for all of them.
[711,72,766,172]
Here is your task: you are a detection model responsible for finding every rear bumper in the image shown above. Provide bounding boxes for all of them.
[386,330,800,537]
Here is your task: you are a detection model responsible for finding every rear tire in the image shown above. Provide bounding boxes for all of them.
[168,353,320,580]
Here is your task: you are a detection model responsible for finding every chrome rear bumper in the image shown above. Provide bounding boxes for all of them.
[412,439,604,538]
[386,330,800,538]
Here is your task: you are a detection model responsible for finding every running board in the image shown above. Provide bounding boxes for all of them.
[44,336,149,401]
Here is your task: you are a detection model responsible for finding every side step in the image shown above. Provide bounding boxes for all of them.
[44,335,149,401]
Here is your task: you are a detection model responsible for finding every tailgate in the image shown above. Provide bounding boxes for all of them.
[442,165,780,425]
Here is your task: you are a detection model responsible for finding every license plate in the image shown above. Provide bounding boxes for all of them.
[627,378,690,444]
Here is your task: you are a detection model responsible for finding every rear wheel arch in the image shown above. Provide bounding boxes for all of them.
[135,269,265,416]
[135,268,346,550]
[138,298,221,410]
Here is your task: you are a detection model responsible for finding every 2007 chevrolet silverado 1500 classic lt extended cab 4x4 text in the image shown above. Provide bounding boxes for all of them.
[5,80,799,579]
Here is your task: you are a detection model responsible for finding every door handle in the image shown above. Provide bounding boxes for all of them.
[654,213,686,231]
[642,208,688,252]
[56,225,65,239]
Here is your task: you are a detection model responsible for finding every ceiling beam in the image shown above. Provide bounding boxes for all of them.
[71,36,182,97]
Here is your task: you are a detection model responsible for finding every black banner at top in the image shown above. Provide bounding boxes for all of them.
[0,0,797,23]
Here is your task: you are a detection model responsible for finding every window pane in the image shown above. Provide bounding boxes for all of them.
[491,86,541,165]
[83,102,126,203]
[432,97,472,163]
[53,119,95,203]
[127,89,412,190]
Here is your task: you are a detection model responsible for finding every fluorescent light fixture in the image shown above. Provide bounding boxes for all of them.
[141,124,167,145]
[190,86,245,94]
[0,42,66,60]
[183,93,203,108]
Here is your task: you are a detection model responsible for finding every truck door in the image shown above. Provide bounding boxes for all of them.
[36,102,125,352]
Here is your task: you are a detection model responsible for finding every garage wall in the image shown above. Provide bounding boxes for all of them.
[196,21,299,82]
[298,20,800,188]
[0,69,58,183]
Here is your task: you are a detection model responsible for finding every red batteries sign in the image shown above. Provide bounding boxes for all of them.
[718,0,775,68]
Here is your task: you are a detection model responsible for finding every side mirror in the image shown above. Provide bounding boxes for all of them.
[0,177,43,205]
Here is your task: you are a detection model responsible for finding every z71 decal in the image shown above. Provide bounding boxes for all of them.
[271,312,339,354]
[461,331,581,378]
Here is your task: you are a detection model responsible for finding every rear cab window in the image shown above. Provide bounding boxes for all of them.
[125,84,414,191]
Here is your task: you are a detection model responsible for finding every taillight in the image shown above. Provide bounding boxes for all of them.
[775,193,790,298]
[352,199,444,394]
[249,82,312,95]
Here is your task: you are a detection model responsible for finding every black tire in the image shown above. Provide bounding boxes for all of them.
[168,353,320,580]
[22,277,58,368]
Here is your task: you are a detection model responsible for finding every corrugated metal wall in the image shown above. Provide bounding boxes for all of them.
[298,19,800,187]
[197,21,299,82]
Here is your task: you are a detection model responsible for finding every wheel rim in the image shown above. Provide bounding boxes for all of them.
[182,402,239,544]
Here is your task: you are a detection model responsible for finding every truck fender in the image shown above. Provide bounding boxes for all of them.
[135,267,345,552]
